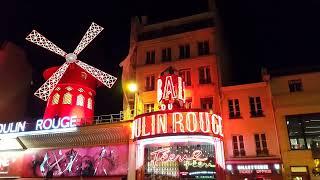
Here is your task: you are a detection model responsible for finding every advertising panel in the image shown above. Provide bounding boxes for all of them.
[0,144,128,178]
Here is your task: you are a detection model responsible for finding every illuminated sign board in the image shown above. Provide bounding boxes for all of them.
[150,147,214,170]
[226,164,280,175]
[157,73,185,110]
[0,116,77,136]
[35,116,77,130]
[145,145,215,179]
[132,111,223,140]
[0,121,26,134]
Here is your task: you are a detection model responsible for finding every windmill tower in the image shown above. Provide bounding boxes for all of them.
[26,22,117,124]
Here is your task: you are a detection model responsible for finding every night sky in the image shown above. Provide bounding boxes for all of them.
[1,0,320,118]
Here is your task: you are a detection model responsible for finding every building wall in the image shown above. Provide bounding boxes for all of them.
[121,14,222,119]
[271,72,320,179]
[134,27,219,114]
[0,42,32,120]
[222,82,281,159]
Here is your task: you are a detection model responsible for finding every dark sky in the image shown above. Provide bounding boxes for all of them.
[1,0,320,118]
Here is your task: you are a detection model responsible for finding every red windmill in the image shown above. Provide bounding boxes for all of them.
[26,22,117,124]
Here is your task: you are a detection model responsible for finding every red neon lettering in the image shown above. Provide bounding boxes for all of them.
[163,76,176,100]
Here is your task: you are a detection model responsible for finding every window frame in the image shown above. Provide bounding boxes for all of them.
[198,40,209,56]
[249,96,264,117]
[254,133,269,156]
[200,97,213,111]
[62,92,72,105]
[76,94,85,106]
[285,113,320,151]
[228,99,241,119]
[145,75,155,91]
[146,50,156,64]
[144,103,155,113]
[52,93,60,105]
[161,47,172,62]
[288,79,303,92]
[179,44,190,59]
[179,69,192,86]
[198,66,212,84]
[87,97,93,109]
[232,135,246,157]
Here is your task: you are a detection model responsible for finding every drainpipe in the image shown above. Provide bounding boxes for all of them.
[264,72,283,172]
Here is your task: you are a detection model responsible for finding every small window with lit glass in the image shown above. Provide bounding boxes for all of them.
[288,79,303,92]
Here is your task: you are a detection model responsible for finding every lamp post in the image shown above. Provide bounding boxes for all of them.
[127,82,138,117]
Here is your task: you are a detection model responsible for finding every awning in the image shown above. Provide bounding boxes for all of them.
[18,121,131,148]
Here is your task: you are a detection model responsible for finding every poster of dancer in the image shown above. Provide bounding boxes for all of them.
[21,144,128,177]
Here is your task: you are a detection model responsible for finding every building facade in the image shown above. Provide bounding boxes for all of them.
[222,82,282,179]
[270,70,320,180]
[0,41,32,120]
[120,13,284,179]
[121,13,220,122]
[120,13,228,179]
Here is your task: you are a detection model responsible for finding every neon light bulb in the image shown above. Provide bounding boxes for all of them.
[157,114,167,134]
[163,76,176,100]
[157,79,163,102]
[172,112,184,133]
[178,77,183,100]
[135,118,142,138]
[141,117,150,136]
[186,112,197,132]
[226,164,232,171]
[274,164,280,170]
[199,112,211,133]
[151,115,156,135]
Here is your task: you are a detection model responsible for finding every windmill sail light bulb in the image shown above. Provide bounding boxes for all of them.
[65,53,77,63]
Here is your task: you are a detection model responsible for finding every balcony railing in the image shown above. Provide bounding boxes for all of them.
[74,111,124,126]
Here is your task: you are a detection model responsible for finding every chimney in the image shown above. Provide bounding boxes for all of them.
[141,16,148,25]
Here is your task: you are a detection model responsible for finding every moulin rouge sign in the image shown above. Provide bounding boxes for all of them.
[132,68,223,140]
[0,116,77,135]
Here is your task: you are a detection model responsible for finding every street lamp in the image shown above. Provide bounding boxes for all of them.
[127,82,138,117]
[127,82,138,93]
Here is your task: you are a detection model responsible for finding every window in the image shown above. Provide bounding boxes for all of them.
[249,96,263,117]
[179,44,190,59]
[232,135,245,157]
[52,93,60,105]
[87,98,93,109]
[289,79,303,92]
[146,50,155,64]
[144,103,154,113]
[228,99,241,118]
[254,133,269,156]
[200,97,213,111]
[185,98,192,109]
[161,48,171,62]
[199,66,211,84]
[287,113,320,150]
[179,69,191,86]
[76,94,84,106]
[62,92,72,104]
[145,75,155,91]
[198,41,209,56]
[291,166,309,180]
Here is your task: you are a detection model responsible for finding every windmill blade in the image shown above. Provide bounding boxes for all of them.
[76,60,117,88]
[26,30,67,57]
[34,63,70,101]
[73,22,104,55]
